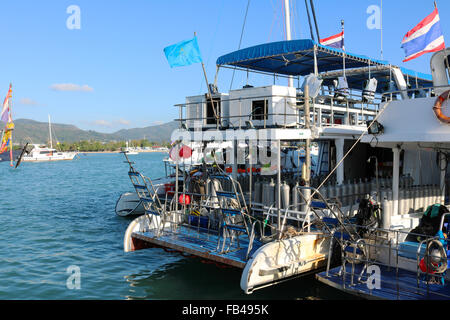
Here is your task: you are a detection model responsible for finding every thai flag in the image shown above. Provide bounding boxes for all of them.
[320,31,344,50]
[401,7,445,62]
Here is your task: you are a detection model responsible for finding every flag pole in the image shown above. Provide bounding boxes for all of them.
[380,0,383,60]
[9,83,13,167]
[341,20,346,78]
[195,32,220,129]
[434,1,450,79]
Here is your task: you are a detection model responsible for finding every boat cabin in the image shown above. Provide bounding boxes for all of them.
[171,39,448,232]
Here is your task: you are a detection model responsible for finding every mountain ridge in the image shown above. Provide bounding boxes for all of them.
[11,119,178,144]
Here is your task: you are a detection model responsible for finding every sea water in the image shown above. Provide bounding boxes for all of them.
[0,153,350,300]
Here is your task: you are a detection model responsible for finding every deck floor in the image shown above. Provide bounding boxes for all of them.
[132,224,262,268]
[316,263,450,300]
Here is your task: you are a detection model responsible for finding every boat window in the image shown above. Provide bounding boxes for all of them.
[40,151,51,154]
[252,100,268,120]
[206,97,221,125]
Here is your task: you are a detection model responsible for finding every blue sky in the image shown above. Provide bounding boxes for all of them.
[1,0,448,133]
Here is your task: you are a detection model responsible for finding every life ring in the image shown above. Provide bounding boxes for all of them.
[419,239,447,274]
[433,90,450,124]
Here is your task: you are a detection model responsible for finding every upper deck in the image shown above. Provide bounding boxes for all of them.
[173,39,435,142]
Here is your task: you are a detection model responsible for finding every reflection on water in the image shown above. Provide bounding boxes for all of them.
[0,152,352,300]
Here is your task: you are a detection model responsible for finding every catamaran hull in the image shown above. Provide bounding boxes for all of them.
[240,233,330,294]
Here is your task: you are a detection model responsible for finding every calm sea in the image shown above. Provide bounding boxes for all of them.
[0,153,352,300]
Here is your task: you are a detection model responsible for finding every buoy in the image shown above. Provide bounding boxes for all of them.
[179,194,191,205]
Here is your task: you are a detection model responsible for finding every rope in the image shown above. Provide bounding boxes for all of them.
[304,0,315,41]
[229,0,251,91]
[309,100,393,202]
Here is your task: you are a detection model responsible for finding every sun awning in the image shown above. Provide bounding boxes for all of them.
[216,39,388,75]
[216,39,434,90]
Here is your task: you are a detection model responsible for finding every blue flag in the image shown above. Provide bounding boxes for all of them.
[164,37,203,68]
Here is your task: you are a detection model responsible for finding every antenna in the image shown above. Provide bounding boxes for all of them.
[284,0,294,87]
[380,0,383,60]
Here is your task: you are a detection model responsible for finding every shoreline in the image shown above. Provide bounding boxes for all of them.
[80,150,169,154]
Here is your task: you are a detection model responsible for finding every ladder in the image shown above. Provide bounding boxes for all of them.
[123,152,166,236]
[316,140,330,176]
[210,174,251,253]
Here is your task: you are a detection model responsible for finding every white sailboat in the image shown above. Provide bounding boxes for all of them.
[124,141,138,155]
[22,115,77,162]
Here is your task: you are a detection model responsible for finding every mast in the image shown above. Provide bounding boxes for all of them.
[284,0,294,87]
[48,114,53,149]
[380,0,383,60]
[9,84,13,167]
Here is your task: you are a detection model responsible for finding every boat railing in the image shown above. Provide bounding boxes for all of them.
[296,185,359,241]
[381,84,450,102]
[174,90,381,131]
[323,220,450,299]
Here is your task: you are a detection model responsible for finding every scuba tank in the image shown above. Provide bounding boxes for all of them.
[382,196,391,229]
[321,182,329,200]
[399,189,405,215]
[405,188,412,214]
[254,179,262,204]
[268,179,276,208]
[336,183,343,204]
[342,181,350,207]
[291,182,300,211]
[281,181,290,210]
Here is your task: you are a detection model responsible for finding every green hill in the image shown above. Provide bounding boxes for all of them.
[12,119,178,144]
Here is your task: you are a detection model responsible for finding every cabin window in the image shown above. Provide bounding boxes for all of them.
[206,98,221,125]
[252,100,268,120]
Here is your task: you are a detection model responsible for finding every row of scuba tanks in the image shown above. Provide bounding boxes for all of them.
[214,171,445,215]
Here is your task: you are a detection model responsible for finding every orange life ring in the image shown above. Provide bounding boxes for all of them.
[434,90,450,123]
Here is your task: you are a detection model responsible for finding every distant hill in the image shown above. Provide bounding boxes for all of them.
[114,122,179,141]
[12,119,178,144]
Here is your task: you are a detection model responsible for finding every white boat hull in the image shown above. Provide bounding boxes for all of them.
[240,233,330,294]
[22,152,77,162]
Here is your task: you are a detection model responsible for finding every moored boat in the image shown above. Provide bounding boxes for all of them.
[122,1,450,297]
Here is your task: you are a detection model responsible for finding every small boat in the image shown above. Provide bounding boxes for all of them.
[115,192,144,217]
[115,152,182,217]
[22,144,77,162]
[124,141,138,155]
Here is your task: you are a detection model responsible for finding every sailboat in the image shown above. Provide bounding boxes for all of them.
[0,84,15,166]
[22,115,78,162]
[124,141,138,155]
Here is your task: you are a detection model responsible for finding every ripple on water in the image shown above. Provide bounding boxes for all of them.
[0,153,352,300]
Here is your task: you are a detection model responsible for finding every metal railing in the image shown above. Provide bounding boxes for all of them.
[322,212,450,299]
[174,90,381,131]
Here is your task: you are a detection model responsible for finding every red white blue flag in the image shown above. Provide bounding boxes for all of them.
[320,31,344,50]
[401,7,445,62]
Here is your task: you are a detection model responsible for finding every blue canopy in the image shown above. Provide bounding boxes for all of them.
[216,39,433,90]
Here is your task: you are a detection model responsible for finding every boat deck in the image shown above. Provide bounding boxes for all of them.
[316,264,450,300]
[131,224,263,268]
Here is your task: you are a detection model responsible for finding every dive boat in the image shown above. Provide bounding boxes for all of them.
[315,48,450,300]
[122,1,449,296]
[123,38,442,294]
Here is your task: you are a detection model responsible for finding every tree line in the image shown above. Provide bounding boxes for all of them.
[13,139,171,152]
